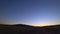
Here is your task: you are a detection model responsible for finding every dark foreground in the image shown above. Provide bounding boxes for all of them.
[0,24,60,34]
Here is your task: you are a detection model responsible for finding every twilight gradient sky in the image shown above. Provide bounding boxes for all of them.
[0,0,60,26]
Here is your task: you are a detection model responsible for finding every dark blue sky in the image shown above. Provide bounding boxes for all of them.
[0,0,60,25]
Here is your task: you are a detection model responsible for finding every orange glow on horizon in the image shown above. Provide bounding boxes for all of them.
[32,23,57,27]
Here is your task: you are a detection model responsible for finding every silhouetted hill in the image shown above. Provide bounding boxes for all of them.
[0,24,60,34]
[0,24,40,34]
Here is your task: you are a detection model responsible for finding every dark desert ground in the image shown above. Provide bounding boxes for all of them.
[0,24,60,34]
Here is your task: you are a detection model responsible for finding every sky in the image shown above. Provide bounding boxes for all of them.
[0,0,60,26]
